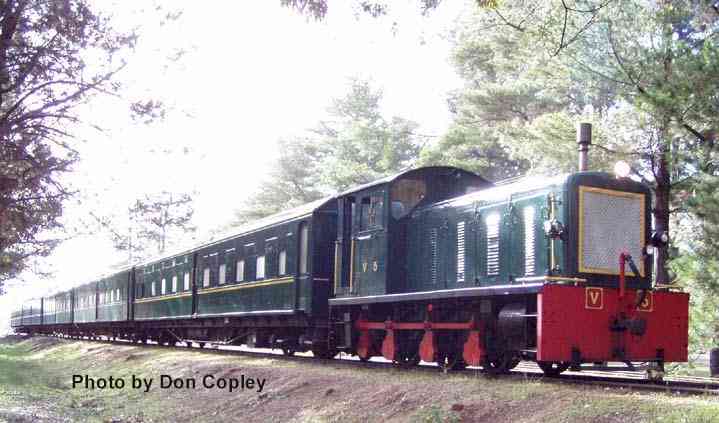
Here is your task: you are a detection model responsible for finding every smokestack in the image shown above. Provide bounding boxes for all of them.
[577,122,592,171]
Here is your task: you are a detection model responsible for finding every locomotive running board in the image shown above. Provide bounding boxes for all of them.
[329,283,544,306]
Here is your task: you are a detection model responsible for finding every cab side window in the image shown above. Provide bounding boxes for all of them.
[359,194,384,230]
[360,197,371,230]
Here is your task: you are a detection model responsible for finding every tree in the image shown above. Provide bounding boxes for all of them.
[99,192,196,264]
[0,0,139,289]
[314,78,421,191]
[435,1,719,285]
[230,137,325,225]
[223,78,423,229]
[280,0,500,20]
[128,192,196,257]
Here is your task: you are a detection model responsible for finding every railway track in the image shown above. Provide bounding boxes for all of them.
[40,335,719,396]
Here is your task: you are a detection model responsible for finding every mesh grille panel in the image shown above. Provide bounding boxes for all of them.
[579,187,644,275]
[524,207,535,275]
[486,214,500,276]
[456,221,465,282]
[430,228,438,284]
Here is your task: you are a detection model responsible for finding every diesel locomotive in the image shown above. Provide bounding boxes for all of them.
[10,146,689,377]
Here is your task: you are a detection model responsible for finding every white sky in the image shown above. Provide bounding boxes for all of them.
[1,1,468,332]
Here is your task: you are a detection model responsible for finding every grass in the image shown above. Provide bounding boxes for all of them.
[0,339,167,422]
[2,337,719,423]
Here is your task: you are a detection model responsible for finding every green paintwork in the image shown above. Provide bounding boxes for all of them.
[134,295,193,320]
[196,278,295,316]
[405,183,553,292]
[73,282,97,323]
[54,291,73,324]
[97,270,130,322]
[400,171,652,294]
[334,167,491,298]
[133,253,193,320]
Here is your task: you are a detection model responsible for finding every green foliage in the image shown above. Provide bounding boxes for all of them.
[99,192,196,263]
[413,405,461,423]
[225,78,422,228]
[671,249,718,359]
[232,138,325,225]
[0,0,142,289]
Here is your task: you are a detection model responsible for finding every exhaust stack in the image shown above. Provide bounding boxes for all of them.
[577,122,592,172]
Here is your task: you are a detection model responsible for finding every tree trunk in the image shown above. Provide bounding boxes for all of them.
[654,127,672,285]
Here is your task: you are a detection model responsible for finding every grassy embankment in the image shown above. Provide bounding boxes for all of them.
[0,337,718,423]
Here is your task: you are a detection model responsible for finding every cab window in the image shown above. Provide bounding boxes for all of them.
[359,194,384,230]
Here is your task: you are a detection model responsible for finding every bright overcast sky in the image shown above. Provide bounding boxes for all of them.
[1,1,469,330]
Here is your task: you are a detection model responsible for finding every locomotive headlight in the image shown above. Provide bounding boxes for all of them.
[614,161,631,178]
[650,231,669,247]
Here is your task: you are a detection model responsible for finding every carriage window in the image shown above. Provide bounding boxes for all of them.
[202,267,210,287]
[236,260,245,282]
[151,281,156,296]
[256,256,266,279]
[299,222,309,274]
[219,263,227,285]
[172,275,178,292]
[161,278,166,295]
[278,250,287,275]
[116,288,121,301]
[183,272,190,290]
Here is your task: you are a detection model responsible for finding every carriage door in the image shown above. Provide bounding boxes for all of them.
[351,190,387,296]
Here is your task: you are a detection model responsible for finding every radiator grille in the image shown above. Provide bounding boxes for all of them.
[579,186,645,276]
[524,207,535,275]
[457,221,465,282]
[486,214,500,276]
[430,228,438,284]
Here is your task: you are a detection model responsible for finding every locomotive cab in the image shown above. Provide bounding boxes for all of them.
[332,167,490,298]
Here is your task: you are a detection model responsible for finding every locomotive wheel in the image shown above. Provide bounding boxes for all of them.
[484,355,518,375]
[312,347,336,359]
[394,353,420,367]
[438,353,466,372]
[537,361,570,377]
[282,347,296,356]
